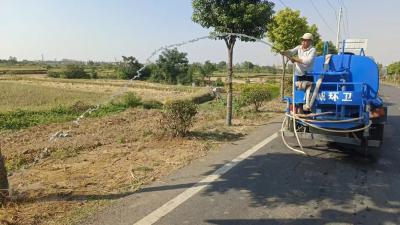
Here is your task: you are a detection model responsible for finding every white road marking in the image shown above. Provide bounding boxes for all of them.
[133,132,279,225]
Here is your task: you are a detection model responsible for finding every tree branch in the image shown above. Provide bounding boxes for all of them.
[224,38,230,49]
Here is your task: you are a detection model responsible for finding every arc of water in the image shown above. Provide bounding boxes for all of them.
[55,33,278,141]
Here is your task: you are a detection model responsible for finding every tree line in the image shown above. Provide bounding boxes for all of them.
[387,61,400,76]
[117,49,284,85]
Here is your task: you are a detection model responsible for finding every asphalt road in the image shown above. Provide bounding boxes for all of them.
[84,85,400,225]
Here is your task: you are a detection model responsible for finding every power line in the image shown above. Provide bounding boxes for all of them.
[336,0,350,39]
[341,0,351,37]
[325,0,338,19]
[309,0,336,34]
[277,0,288,8]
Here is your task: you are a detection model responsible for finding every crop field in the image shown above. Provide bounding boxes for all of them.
[0,75,210,103]
[0,82,109,112]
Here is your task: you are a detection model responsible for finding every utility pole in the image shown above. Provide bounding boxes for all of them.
[336,6,343,51]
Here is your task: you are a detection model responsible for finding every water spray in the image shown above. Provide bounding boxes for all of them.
[50,33,280,139]
[50,32,310,156]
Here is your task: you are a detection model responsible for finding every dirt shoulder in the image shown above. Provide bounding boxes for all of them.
[0,99,284,225]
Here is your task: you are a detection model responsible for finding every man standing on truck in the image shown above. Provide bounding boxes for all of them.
[283,33,317,113]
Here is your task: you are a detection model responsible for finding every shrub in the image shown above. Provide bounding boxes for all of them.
[284,78,293,96]
[191,92,215,104]
[70,101,91,112]
[161,100,198,137]
[233,95,247,115]
[122,92,142,108]
[61,64,90,79]
[142,100,163,109]
[47,71,61,78]
[89,68,98,79]
[214,77,224,87]
[241,84,273,111]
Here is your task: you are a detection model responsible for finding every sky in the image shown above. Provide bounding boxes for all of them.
[1,0,399,66]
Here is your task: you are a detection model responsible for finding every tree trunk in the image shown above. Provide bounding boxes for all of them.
[0,148,9,205]
[225,37,235,126]
[280,55,286,99]
[226,47,234,126]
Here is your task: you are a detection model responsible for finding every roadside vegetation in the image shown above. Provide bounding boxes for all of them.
[381,61,400,86]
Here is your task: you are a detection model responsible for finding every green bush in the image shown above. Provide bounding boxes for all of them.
[70,101,91,112]
[61,64,90,79]
[122,92,142,108]
[142,100,163,109]
[89,68,98,79]
[191,92,215,104]
[161,100,198,137]
[241,84,273,111]
[214,77,224,87]
[233,95,247,115]
[47,71,61,78]
[284,78,293,96]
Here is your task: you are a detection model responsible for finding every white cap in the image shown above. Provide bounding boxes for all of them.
[301,33,313,41]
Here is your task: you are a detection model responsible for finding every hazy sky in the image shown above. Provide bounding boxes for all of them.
[1,0,399,66]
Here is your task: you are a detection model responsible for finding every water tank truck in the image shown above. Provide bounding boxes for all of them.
[281,40,387,160]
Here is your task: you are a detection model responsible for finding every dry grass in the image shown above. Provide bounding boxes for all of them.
[0,97,284,225]
[0,109,201,224]
[381,79,400,87]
